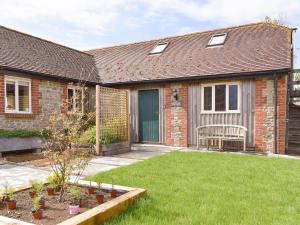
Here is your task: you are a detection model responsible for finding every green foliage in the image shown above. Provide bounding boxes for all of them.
[1,182,15,200]
[30,179,44,194]
[68,186,82,205]
[0,129,49,138]
[32,195,42,211]
[47,173,62,189]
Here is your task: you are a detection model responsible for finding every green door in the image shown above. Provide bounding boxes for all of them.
[138,89,159,142]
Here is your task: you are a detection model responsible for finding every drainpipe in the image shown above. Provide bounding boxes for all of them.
[273,73,278,154]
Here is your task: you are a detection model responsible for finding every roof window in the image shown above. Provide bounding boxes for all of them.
[150,42,168,54]
[207,33,227,47]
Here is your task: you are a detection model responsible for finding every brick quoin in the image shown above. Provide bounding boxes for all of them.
[255,75,287,154]
[0,74,4,114]
[277,75,287,154]
[61,83,68,113]
[165,83,188,147]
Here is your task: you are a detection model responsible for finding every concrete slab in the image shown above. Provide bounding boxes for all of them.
[0,163,49,189]
[89,156,141,166]
[116,150,166,160]
[80,163,119,177]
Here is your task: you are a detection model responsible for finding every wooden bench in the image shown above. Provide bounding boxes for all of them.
[196,124,247,151]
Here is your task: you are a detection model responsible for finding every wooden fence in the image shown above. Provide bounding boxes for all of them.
[95,85,129,155]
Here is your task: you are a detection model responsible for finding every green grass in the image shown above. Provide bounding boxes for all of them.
[92,152,300,225]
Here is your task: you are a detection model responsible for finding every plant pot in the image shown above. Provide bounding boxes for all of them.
[95,194,104,204]
[6,200,16,210]
[87,187,95,195]
[47,187,55,196]
[39,199,46,210]
[29,191,36,198]
[32,210,43,220]
[69,204,80,215]
[110,190,118,198]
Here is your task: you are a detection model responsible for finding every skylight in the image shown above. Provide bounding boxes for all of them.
[207,33,227,47]
[150,43,168,54]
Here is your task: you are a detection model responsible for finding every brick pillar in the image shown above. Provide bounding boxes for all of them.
[255,75,287,154]
[61,83,68,113]
[255,77,274,153]
[277,75,287,154]
[0,74,4,114]
[31,79,41,115]
[165,83,188,147]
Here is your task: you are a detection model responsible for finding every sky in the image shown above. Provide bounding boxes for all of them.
[0,0,300,67]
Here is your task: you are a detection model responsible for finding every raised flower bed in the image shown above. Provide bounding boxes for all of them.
[0,180,146,225]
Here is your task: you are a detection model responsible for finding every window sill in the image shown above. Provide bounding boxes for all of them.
[200,111,240,114]
[4,113,35,118]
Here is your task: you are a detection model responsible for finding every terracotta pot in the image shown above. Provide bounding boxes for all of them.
[87,187,95,195]
[47,187,55,196]
[96,194,104,204]
[6,200,16,210]
[29,191,36,198]
[110,190,118,198]
[39,199,46,210]
[32,210,43,220]
[69,204,80,215]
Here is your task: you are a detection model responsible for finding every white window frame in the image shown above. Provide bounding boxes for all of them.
[4,76,32,114]
[207,33,227,47]
[67,86,84,114]
[150,42,169,54]
[201,82,240,114]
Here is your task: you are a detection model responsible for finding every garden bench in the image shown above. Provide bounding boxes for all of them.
[196,124,247,151]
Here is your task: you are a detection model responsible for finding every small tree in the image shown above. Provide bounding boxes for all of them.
[42,90,93,202]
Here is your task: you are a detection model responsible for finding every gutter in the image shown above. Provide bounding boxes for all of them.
[0,66,100,86]
[102,68,291,87]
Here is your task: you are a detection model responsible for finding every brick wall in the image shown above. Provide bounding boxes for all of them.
[165,83,188,147]
[255,75,287,154]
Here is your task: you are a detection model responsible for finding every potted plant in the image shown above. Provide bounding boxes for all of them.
[95,181,104,204]
[31,195,43,220]
[46,175,57,196]
[110,181,118,198]
[29,179,43,198]
[68,186,81,215]
[1,182,11,202]
[6,187,16,210]
[87,180,95,195]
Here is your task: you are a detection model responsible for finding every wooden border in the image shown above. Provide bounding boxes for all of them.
[0,181,146,225]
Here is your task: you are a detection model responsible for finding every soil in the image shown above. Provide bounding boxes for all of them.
[0,186,126,225]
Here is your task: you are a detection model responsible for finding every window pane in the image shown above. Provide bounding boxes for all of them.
[6,81,16,110]
[208,34,226,46]
[68,89,74,112]
[18,81,30,112]
[229,85,238,110]
[215,85,226,111]
[75,89,82,113]
[204,87,212,111]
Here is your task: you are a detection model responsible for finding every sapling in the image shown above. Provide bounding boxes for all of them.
[95,181,104,204]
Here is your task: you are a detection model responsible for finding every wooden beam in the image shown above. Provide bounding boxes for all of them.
[95,85,101,156]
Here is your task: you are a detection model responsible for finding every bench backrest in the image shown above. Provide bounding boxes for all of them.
[197,124,247,138]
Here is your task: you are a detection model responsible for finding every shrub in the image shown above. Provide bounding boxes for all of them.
[0,129,49,138]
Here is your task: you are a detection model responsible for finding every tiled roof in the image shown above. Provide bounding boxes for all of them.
[87,23,292,84]
[0,26,99,83]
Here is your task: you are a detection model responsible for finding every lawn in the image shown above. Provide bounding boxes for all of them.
[92,152,300,225]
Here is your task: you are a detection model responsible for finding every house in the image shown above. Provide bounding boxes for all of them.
[0,22,296,155]
[0,26,98,152]
[87,22,294,154]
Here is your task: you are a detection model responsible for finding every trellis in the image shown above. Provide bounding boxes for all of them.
[95,85,129,155]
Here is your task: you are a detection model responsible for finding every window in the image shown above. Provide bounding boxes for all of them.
[150,43,168,54]
[207,33,227,47]
[5,77,31,113]
[202,83,240,113]
[68,87,83,113]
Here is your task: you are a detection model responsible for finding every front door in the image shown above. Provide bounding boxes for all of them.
[138,89,159,142]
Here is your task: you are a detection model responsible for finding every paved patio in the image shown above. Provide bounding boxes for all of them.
[0,150,167,189]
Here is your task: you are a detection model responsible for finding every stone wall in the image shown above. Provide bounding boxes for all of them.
[165,83,188,147]
[0,74,95,131]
